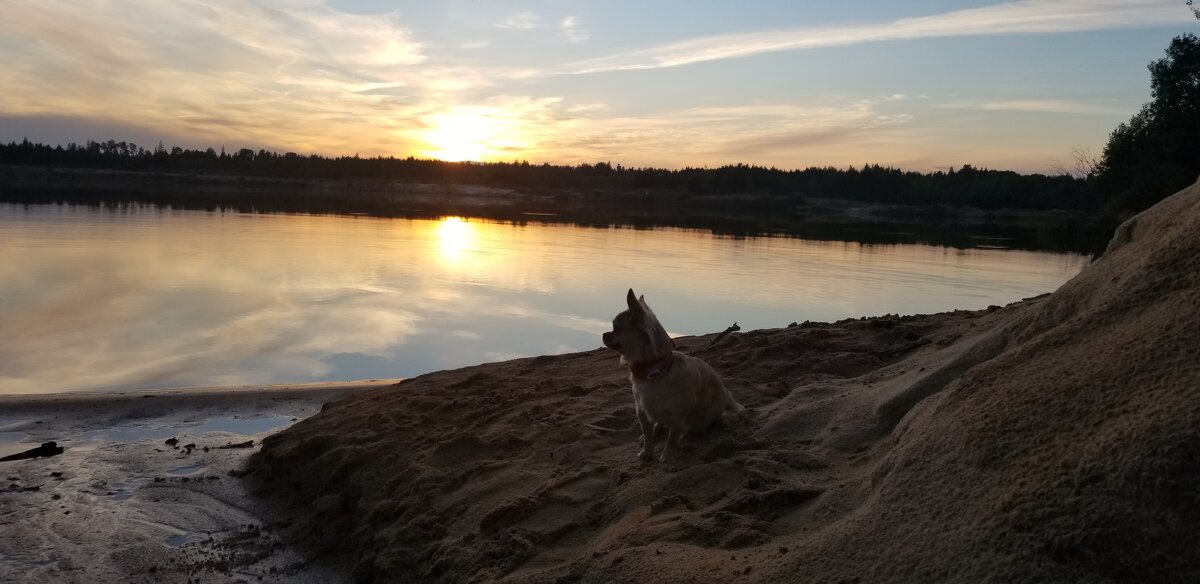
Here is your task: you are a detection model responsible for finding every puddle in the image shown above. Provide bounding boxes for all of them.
[76,426,179,444]
[166,465,207,476]
[164,533,190,548]
[76,415,294,444]
[110,482,133,500]
[0,419,32,432]
[0,431,31,458]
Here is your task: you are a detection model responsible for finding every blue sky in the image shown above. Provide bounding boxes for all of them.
[0,1,1195,172]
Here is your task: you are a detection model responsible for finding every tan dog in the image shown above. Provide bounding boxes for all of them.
[602,289,743,462]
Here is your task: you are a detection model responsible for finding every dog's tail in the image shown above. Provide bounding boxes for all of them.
[724,393,745,414]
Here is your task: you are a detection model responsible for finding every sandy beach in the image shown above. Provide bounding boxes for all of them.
[3,180,1198,584]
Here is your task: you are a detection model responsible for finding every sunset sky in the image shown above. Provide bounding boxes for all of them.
[0,1,1195,173]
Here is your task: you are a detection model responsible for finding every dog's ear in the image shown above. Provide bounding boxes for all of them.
[626,288,642,313]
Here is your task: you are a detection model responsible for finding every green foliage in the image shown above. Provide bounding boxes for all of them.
[1096,33,1200,220]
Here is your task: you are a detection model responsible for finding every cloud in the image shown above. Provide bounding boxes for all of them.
[565,0,1193,74]
[0,113,194,150]
[496,99,915,168]
[495,12,541,30]
[0,1,1171,171]
[0,1,441,154]
[560,16,588,43]
[975,99,1131,115]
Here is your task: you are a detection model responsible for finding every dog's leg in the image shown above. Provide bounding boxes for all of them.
[659,427,682,463]
[636,408,655,462]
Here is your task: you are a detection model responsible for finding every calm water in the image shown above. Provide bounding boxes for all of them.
[0,204,1088,394]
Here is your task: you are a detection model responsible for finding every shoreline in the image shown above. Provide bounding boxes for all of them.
[1,164,1100,252]
[0,378,400,408]
[0,306,1004,583]
[250,303,1026,582]
[0,379,391,583]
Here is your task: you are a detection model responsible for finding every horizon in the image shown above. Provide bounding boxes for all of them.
[1,1,1197,174]
[1,135,1093,177]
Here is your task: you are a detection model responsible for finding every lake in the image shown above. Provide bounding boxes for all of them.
[0,204,1089,394]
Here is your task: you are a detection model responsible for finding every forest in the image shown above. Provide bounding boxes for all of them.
[0,138,1095,212]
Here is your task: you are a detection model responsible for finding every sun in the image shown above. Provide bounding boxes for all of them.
[422,112,499,162]
[419,107,531,163]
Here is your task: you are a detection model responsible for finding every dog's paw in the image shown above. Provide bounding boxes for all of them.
[638,448,655,462]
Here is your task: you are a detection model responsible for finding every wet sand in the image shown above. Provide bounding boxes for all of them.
[0,381,394,583]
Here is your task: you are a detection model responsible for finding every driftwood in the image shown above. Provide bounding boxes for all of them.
[0,441,64,462]
[706,322,741,349]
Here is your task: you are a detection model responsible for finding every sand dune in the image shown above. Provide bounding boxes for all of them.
[251,179,1200,583]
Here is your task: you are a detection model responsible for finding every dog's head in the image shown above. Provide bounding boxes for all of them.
[602,288,674,365]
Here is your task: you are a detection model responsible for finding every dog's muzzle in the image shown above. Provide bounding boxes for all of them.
[602,331,619,350]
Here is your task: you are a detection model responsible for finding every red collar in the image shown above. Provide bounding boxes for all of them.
[630,351,675,381]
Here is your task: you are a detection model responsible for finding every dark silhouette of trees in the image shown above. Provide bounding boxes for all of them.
[0,137,1094,211]
[1095,32,1200,221]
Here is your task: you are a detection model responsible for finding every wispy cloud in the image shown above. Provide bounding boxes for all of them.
[976,99,1130,115]
[566,0,1192,74]
[0,1,449,153]
[495,12,541,30]
[506,99,915,168]
[560,16,588,43]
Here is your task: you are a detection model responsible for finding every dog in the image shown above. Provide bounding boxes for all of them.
[602,289,743,462]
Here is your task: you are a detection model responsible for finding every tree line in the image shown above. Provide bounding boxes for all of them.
[0,138,1096,212]
[1093,32,1200,227]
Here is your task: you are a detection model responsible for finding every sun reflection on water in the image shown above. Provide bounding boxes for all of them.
[435,216,477,266]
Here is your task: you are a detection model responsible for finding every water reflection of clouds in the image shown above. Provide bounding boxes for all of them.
[2,211,426,393]
[0,206,1088,394]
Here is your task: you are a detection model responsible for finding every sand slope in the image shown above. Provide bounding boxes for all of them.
[251,180,1200,583]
